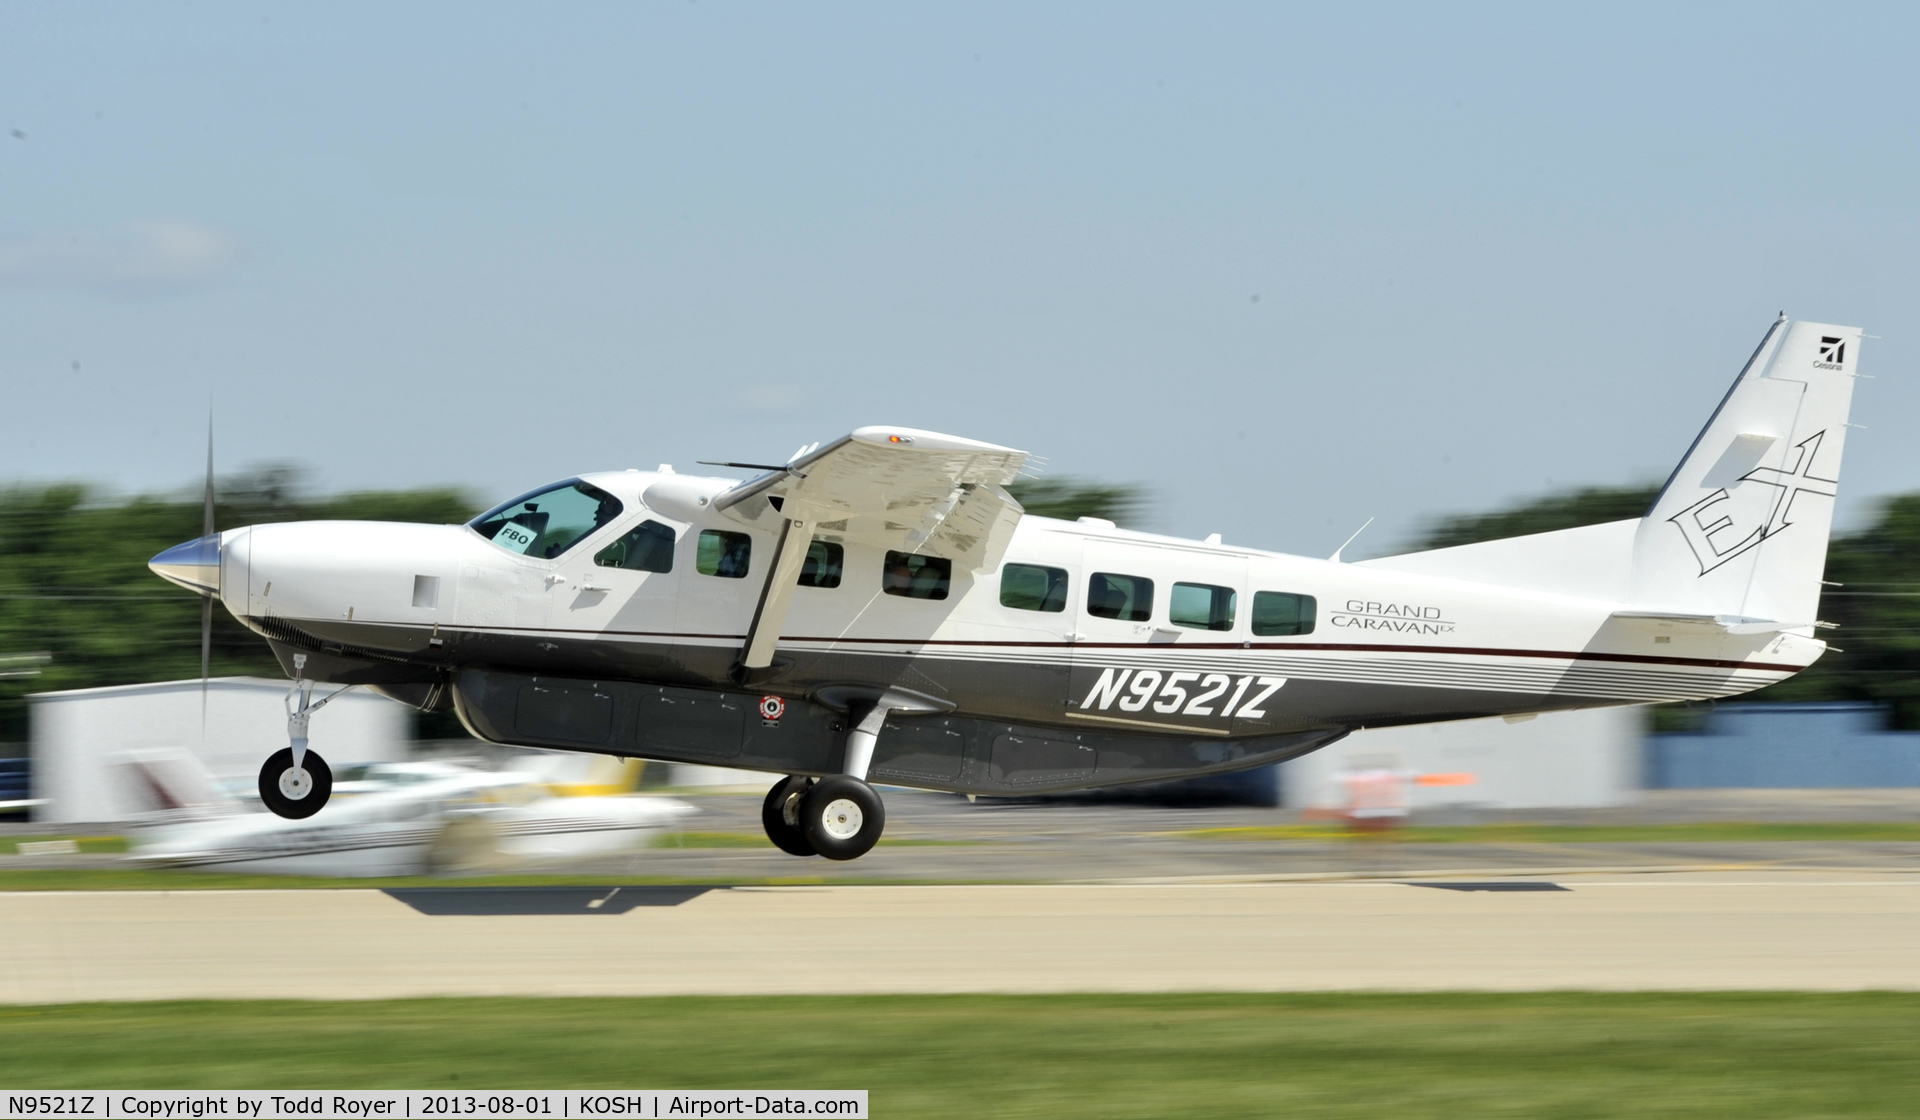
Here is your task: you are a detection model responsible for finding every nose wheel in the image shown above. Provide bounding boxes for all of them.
[258,747,332,819]
[262,655,348,820]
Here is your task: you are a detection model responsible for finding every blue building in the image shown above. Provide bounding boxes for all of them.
[1646,702,1920,788]
[0,758,28,817]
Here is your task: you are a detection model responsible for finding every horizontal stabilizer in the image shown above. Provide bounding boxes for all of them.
[1608,610,1813,635]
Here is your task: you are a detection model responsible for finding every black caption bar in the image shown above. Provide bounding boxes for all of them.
[0,1093,866,1120]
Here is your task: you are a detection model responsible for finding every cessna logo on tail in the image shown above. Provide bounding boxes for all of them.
[1671,430,1838,576]
[1816,336,1847,369]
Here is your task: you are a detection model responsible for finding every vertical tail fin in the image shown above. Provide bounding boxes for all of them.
[1629,316,1861,624]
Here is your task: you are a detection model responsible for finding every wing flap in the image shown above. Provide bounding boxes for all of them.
[712,426,1029,570]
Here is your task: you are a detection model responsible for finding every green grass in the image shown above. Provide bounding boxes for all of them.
[652,830,778,848]
[0,835,127,854]
[1176,821,1920,843]
[1,994,1917,1117]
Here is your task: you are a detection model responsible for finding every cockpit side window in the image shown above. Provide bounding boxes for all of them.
[595,519,677,572]
[470,480,624,559]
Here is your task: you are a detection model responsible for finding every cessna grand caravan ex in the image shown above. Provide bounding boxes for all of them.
[151,316,1860,859]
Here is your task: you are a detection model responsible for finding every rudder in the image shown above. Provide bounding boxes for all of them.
[1629,316,1861,625]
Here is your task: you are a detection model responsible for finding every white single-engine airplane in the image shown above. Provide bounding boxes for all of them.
[122,754,695,877]
[151,316,1859,859]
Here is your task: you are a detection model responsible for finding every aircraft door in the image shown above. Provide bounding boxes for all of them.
[1069,542,1249,735]
[969,555,1080,726]
[548,515,685,675]
[454,556,553,639]
[1067,540,1159,729]
[669,520,768,679]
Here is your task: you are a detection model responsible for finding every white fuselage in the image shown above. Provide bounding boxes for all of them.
[218,469,1820,750]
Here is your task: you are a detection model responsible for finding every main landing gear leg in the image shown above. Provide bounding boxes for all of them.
[758,698,902,860]
[804,701,889,860]
[258,654,350,820]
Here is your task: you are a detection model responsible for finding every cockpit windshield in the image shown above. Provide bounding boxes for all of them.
[470,479,623,559]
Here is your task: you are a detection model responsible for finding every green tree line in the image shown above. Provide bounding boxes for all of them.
[0,468,476,743]
[3,471,1912,745]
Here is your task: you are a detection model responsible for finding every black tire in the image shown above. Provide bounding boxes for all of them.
[761,776,817,857]
[258,747,333,820]
[800,775,885,861]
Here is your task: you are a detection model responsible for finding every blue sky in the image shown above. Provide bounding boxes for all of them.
[3,2,1915,556]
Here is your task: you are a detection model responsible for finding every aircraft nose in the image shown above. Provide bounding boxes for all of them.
[149,534,221,595]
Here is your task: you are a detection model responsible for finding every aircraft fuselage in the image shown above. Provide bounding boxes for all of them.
[201,468,1818,796]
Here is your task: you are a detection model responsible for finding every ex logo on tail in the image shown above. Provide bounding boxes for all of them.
[1670,430,1838,576]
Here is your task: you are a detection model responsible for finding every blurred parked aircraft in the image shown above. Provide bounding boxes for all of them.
[122,751,694,876]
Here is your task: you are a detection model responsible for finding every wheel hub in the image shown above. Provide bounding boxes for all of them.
[819,798,864,840]
[277,766,313,800]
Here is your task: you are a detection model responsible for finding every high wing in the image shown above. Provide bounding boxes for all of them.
[713,426,1030,570]
[709,426,1031,677]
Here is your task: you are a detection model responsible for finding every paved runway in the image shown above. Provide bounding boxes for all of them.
[578,789,1920,882]
[5,873,1918,1001]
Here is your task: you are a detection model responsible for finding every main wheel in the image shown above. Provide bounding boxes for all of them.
[258,747,333,820]
[761,776,817,857]
[800,775,885,861]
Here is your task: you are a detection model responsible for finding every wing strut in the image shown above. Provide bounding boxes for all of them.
[736,517,815,680]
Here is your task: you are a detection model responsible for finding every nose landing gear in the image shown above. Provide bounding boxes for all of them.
[258,746,333,819]
[259,655,353,820]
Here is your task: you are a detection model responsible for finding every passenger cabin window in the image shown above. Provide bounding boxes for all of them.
[883,551,951,600]
[594,519,676,572]
[471,479,623,559]
[1000,563,1068,613]
[1087,573,1153,621]
[799,540,843,588]
[1252,591,1317,636]
[1170,582,1237,631]
[696,530,752,578]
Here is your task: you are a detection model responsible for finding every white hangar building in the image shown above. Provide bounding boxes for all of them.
[30,677,407,824]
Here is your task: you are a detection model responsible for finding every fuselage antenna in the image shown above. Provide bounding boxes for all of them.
[1329,517,1375,563]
